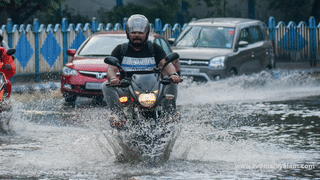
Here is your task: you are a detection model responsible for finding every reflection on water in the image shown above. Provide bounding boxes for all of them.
[1,71,320,179]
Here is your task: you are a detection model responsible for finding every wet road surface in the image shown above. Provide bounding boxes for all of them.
[1,71,320,179]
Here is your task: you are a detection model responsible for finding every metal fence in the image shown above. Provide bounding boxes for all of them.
[267,17,318,65]
[1,16,319,79]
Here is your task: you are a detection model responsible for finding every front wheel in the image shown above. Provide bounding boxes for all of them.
[229,68,237,77]
[140,111,157,120]
[63,94,76,103]
[93,96,105,105]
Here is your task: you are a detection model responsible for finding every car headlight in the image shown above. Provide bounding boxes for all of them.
[62,67,78,76]
[209,56,226,69]
[138,93,157,108]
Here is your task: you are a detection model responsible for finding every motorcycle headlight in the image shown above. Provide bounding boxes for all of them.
[209,56,226,69]
[62,67,78,76]
[138,93,157,108]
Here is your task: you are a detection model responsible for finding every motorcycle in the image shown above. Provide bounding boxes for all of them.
[0,48,16,133]
[104,52,182,164]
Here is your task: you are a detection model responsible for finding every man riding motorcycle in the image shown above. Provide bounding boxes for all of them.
[102,14,181,128]
[0,47,16,98]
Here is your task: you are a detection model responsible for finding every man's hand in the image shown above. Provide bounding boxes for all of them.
[2,64,12,71]
[109,77,120,86]
[170,74,181,83]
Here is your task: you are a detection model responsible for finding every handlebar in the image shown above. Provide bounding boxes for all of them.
[160,76,183,84]
[108,76,183,87]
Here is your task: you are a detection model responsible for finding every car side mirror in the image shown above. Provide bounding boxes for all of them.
[168,38,175,46]
[238,41,249,48]
[67,49,76,56]
[6,48,16,56]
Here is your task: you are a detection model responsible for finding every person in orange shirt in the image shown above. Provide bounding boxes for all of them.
[0,47,16,98]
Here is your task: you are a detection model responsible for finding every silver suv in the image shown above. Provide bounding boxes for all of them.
[171,18,274,81]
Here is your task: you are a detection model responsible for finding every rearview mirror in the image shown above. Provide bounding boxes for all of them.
[6,48,16,56]
[104,56,123,71]
[67,49,76,56]
[162,52,180,70]
[238,41,249,48]
[168,38,175,46]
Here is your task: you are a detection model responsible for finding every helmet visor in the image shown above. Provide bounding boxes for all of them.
[126,17,149,34]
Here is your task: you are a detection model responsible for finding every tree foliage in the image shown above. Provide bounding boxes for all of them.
[311,0,320,19]
[101,0,194,25]
[199,0,320,23]
[201,0,228,17]
[268,0,315,23]
[0,0,65,25]
[46,5,91,25]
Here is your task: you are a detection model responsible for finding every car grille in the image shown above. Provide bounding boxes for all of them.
[179,60,209,66]
[79,71,107,79]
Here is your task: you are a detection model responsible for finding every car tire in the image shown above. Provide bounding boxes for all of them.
[64,94,76,103]
[93,96,106,105]
[264,66,274,78]
[229,68,237,77]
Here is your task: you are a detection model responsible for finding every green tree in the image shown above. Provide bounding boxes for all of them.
[0,0,65,25]
[46,5,91,25]
[100,0,194,25]
[201,0,228,17]
[268,0,314,23]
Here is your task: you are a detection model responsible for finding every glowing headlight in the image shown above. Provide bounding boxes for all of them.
[209,56,226,69]
[138,93,157,108]
[62,67,78,76]
[119,96,128,103]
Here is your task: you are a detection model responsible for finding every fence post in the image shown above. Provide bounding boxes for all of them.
[155,18,162,35]
[62,18,68,65]
[6,18,13,48]
[123,17,127,30]
[92,17,97,33]
[172,23,181,39]
[309,16,316,66]
[268,17,276,46]
[33,18,40,82]
[268,17,276,67]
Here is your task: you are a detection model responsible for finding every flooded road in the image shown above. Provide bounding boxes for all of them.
[1,71,320,179]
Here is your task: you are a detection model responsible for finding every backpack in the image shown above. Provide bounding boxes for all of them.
[120,41,155,59]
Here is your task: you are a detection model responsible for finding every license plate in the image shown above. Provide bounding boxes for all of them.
[181,68,200,75]
[85,82,102,90]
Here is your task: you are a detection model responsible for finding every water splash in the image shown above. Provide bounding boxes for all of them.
[1,72,319,179]
[81,107,182,165]
[178,71,320,105]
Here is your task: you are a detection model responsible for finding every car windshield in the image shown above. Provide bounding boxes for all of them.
[78,36,128,56]
[175,26,234,49]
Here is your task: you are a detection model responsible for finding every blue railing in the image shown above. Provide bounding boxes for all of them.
[265,16,320,64]
[1,16,320,81]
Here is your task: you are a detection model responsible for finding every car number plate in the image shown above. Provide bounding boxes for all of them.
[181,68,200,75]
[85,82,102,90]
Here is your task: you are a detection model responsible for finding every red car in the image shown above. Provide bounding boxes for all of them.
[61,31,180,103]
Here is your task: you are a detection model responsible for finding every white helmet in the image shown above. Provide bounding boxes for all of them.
[125,14,150,40]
